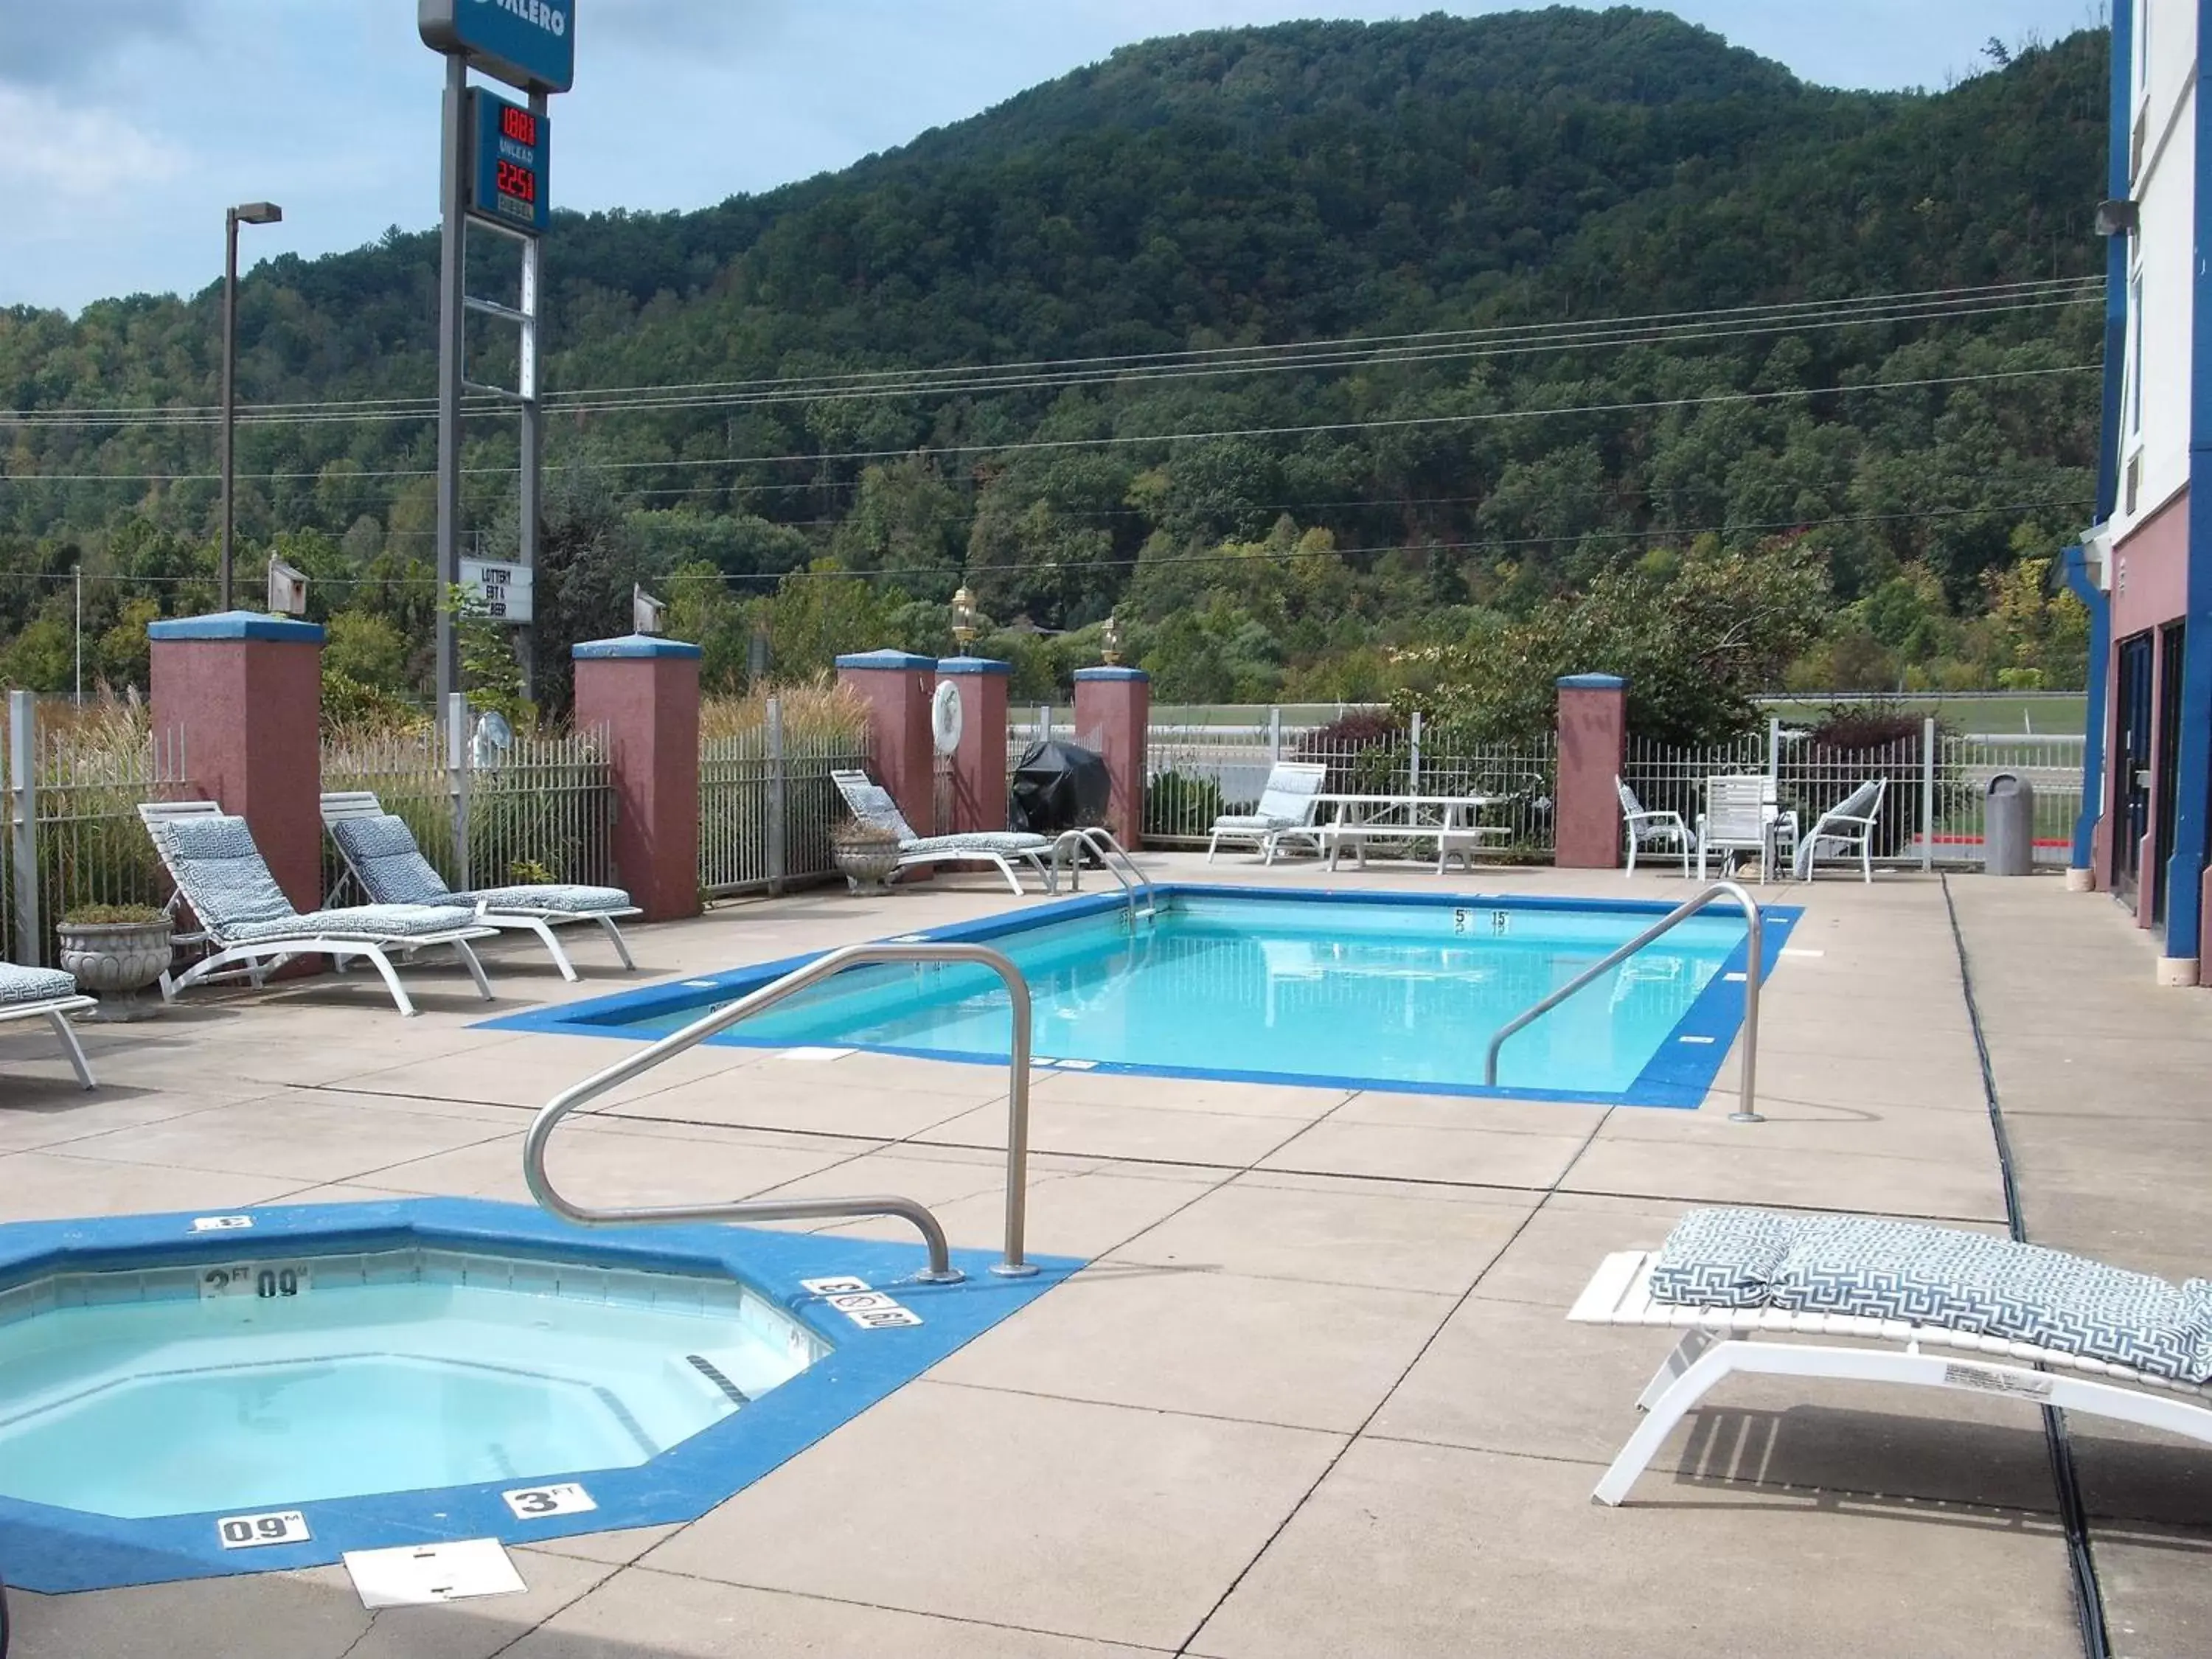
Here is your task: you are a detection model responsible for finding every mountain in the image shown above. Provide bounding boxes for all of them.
[0,9,2108,709]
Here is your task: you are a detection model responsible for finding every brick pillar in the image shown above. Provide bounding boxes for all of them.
[835,650,939,833]
[1555,672,1628,871]
[149,611,326,912]
[1074,667,1150,849]
[938,656,1011,834]
[574,634,701,923]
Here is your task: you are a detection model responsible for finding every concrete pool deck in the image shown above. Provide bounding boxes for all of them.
[0,855,2204,1658]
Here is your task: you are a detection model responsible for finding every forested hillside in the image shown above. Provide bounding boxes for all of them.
[0,9,2106,712]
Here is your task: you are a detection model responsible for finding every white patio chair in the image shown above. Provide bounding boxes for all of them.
[139,801,497,1018]
[1207,761,1329,864]
[1792,778,1888,883]
[1571,1206,2212,1506]
[1615,778,1691,878]
[830,770,1052,895]
[0,963,97,1091]
[1694,775,1786,883]
[321,791,639,983]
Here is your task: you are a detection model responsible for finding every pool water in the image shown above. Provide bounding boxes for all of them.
[617,894,1754,1097]
[0,1247,826,1519]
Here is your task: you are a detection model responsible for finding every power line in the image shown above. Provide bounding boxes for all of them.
[0,363,2100,487]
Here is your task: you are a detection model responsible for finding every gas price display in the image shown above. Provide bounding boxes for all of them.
[467,88,551,235]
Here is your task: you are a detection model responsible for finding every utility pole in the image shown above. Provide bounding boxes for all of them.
[220,201,282,611]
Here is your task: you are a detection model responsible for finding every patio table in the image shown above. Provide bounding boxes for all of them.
[1311,793,1508,873]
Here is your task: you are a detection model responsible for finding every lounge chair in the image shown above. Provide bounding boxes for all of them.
[829,770,1052,896]
[1615,777,1691,878]
[1792,778,1888,883]
[1570,1206,2212,1506]
[1206,761,1329,864]
[321,791,639,983]
[139,802,497,1018]
[0,963,97,1091]
[1695,775,1792,883]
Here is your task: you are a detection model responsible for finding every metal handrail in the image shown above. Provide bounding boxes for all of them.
[1483,881,1765,1123]
[1048,826,1155,925]
[524,942,1040,1282]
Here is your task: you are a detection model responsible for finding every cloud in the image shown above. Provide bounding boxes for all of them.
[0,0,192,86]
[0,86,184,197]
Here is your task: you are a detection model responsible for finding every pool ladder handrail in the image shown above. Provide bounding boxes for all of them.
[1048,827,1156,925]
[523,941,1040,1284]
[1481,881,1765,1123]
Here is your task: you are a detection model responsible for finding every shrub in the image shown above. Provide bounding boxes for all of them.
[1293,709,1406,796]
[1795,700,1961,858]
[1145,768,1226,838]
[60,903,167,926]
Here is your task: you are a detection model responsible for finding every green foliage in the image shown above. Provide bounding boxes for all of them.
[323,610,411,693]
[0,16,2107,702]
[60,902,167,926]
[1144,769,1228,837]
[445,584,529,725]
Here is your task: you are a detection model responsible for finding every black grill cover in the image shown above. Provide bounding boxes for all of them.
[1009,740,1110,836]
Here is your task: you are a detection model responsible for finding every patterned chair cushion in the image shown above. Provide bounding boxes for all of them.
[1652,1207,2212,1384]
[0,962,80,1006]
[220,903,481,945]
[1212,813,1298,832]
[458,883,633,915]
[834,776,921,844]
[1649,1207,1798,1308]
[329,815,455,908]
[902,832,1050,856]
[147,814,297,933]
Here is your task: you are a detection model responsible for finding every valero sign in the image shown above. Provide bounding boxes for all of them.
[419,0,575,94]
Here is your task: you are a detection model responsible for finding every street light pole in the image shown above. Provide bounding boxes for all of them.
[220,201,282,612]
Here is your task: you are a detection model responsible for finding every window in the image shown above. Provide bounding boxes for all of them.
[2126,271,2144,439]
[2133,0,2152,109]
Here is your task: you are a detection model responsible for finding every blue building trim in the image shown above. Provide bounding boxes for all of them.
[146,611,325,644]
[835,650,937,671]
[936,656,1011,677]
[1072,666,1148,682]
[1556,673,1626,690]
[2064,544,2111,872]
[2166,0,2212,963]
[2098,0,2135,522]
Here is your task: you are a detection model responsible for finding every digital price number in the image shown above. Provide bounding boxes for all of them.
[467,88,550,235]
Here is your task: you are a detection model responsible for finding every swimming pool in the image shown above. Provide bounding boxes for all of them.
[500,887,1797,1107]
[0,1200,1074,1592]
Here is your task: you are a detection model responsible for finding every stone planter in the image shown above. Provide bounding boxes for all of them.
[832,838,905,894]
[55,919,173,1022]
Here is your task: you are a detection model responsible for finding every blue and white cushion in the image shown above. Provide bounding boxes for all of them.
[220,904,480,944]
[328,814,454,908]
[836,779,920,844]
[1652,1206,2212,1385]
[458,883,633,915]
[902,832,1051,855]
[0,962,80,1006]
[146,815,296,932]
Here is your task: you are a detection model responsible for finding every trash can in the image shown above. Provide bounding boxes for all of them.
[1984,773,2035,875]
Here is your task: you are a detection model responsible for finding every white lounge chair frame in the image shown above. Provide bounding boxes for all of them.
[320,790,640,983]
[1615,777,1691,878]
[139,801,497,1018]
[1792,778,1888,883]
[0,990,97,1091]
[829,770,1051,896]
[1694,775,1792,884]
[1570,1248,2212,1506]
[1206,761,1329,864]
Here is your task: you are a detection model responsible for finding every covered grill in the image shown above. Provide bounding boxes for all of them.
[1008,739,1110,838]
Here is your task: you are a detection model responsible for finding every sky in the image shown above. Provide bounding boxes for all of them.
[0,0,2110,315]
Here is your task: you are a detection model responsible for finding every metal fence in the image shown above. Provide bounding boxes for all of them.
[321,707,614,902]
[1623,721,2087,871]
[698,698,872,898]
[4,691,190,967]
[1143,708,1556,856]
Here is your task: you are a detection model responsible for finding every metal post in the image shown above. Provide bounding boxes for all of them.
[515,85,546,706]
[1921,717,1937,873]
[72,566,82,703]
[1409,710,1424,796]
[219,209,240,611]
[448,692,473,894]
[434,52,469,707]
[766,695,787,894]
[9,692,40,967]
[1268,706,1282,762]
[1767,715,1781,782]
[1038,704,1052,745]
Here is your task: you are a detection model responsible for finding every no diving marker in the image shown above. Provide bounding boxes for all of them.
[800,1276,923,1330]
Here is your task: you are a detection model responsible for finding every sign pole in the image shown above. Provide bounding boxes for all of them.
[434,50,468,707]
[517,84,548,706]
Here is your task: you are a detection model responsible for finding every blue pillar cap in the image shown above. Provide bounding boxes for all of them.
[1073,667,1150,682]
[936,656,1011,677]
[835,650,939,671]
[572,634,704,660]
[1556,673,1627,690]
[147,611,326,644]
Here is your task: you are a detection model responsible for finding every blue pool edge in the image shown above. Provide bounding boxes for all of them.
[479,883,1803,1110]
[0,1198,1078,1593]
